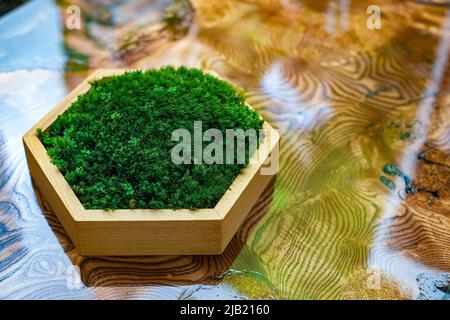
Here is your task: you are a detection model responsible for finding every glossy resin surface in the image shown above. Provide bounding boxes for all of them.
[0,0,449,299]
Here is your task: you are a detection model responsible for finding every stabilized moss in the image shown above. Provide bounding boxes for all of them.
[38,67,263,210]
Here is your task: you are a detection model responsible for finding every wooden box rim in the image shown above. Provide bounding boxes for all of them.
[23,68,280,224]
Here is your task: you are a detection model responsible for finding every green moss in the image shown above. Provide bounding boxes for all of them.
[39,67,263,210]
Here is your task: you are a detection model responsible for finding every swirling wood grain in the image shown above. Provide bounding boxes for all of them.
[1,0,449,299]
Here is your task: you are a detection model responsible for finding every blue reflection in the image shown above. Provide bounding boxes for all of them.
[0,0,66,72]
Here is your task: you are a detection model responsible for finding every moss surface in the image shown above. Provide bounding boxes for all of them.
[39,67,263,210]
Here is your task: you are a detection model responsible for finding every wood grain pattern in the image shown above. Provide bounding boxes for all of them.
[0,0,449,299]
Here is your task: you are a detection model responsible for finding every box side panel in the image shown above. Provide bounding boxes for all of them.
[76,219,223,256]
[23,138,80,246]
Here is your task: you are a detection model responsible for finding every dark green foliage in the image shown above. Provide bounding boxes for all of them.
[381,163,416,193]
[65,47,89,72]
[379,176,395,190]
[163,0,193,39]
[39,67,263,210]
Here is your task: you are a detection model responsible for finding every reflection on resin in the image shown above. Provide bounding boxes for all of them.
[370,10,450,297]
[0,0,449,299]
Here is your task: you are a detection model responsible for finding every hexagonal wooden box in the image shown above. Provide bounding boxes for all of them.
[23,69,280,256]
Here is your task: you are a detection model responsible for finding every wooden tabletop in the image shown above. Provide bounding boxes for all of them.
[0,0,449,299]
